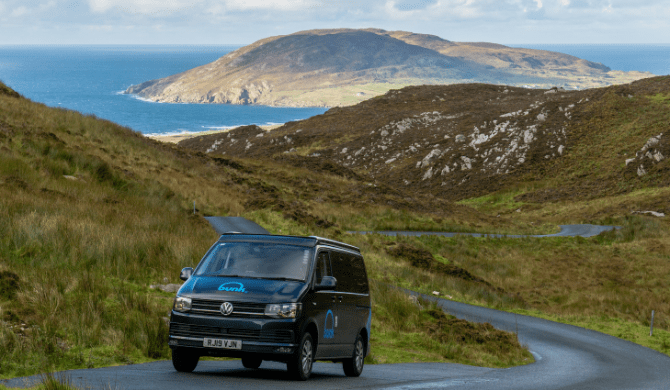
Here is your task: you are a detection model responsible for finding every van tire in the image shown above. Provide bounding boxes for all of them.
[287,332,314,380]
[172,347,199,373]
[242,356,262,369]
[343,334,365,377]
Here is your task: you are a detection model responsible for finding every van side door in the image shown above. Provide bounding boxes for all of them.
[305,250,338,359]
[329,250,362,356]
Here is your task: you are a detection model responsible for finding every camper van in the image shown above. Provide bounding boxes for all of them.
[168,233,371,380]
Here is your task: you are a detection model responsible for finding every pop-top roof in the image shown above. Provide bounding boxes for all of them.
[205,217,360,253]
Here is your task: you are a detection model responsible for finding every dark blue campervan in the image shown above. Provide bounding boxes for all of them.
[168,233,371,380]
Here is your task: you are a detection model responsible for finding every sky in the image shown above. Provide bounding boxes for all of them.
[0,0,668,45]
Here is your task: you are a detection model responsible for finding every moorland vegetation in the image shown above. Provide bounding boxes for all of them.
[0,81,531,383]
[1,73,670,387]
[181,75,670,353]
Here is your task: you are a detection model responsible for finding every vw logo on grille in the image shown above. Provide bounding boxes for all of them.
[220,302,234,316]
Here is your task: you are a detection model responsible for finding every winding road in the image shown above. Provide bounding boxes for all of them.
[5,224,670,389]
[353,224,618,238]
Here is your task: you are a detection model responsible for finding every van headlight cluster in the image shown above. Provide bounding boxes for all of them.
[173,296,192,312]
[265,303,301,318]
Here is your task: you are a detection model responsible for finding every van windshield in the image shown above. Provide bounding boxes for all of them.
[194,242,313,281]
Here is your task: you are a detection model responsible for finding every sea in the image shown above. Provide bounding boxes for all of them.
[0,45,328,136]
[0,44,668,136]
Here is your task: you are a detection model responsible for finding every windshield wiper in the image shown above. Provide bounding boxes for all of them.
[265,277,303,282]
[215,274,263,279]
[215,274,302,282]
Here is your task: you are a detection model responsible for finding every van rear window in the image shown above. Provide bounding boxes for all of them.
[195,242,314,281]
[331,252,369,294]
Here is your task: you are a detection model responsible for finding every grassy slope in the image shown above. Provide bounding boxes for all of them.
[3,73,669,381]
[179,77,670,356]
[0,82,531,379]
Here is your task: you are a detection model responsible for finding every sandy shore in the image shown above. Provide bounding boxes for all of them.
[149,124,283,144]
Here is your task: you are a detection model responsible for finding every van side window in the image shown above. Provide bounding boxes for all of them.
[331,252,369,294]
[350,255,369,294]
[314,251,331,285]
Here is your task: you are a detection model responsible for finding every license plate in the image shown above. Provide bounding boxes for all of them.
[203,338,242,350]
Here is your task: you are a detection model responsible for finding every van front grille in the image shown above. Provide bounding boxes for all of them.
[169,323,293,343]
[190,299,266,318]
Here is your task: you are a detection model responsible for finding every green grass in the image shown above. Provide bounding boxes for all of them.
[0,372,86,390]
[0,81,531,379]
[368,282,533,367]
[647,93,670,106]
[350,215,670,357]
[3,76,670,380]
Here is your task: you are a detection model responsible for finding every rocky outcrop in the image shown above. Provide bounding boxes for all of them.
[626,133,667,177]
[177,76,670,201]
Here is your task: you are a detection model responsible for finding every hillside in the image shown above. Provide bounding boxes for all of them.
[180,76,670,212]
[3,78,670,380]
[0,80,536,378]
[125,28,652,107]
[177,77,670,358]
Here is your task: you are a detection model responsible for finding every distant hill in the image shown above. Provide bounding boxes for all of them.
[125,28,652,107]
[179,76,670,206]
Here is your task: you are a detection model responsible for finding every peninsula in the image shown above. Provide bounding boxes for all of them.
[125,28,652,107]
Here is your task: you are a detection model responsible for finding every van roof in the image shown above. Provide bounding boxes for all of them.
[218,233,360,253]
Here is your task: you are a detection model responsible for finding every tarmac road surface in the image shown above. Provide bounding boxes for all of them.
[4,291,670,390]
[353,224,618,238]
[6,224,669,390]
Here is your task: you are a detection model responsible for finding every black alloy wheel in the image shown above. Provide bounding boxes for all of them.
[242,356,263,369]
[343,334,365,377]
[171,347,200,373]
[287,332,314,380]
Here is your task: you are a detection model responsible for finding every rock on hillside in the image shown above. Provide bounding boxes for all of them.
[125,28,652,108]
[178,76,670,201]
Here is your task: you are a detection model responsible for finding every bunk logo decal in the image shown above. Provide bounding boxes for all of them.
[218,282,248,293]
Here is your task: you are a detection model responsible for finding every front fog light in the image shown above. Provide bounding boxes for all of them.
[265,303,301,318]
[173,296,192,312]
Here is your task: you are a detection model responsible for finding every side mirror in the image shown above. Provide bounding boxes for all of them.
[180,267,193,281]
[314,276,337,291]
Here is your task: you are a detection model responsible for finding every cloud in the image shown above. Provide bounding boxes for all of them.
[224,0,318,11]
[88,0,321,15]
[391,0,437,12]
[382,0,485,20]
[1,0,669,44]
[10,5,29,17]
[88,0,202,14]
[6,0,56,18]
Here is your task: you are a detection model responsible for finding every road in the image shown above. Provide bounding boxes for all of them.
[353,224,618,238]
[4,291,670,390]
[6,224,670,389]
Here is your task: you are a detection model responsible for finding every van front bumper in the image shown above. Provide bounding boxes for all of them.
[168,311,299,358]
[168,335,296,355]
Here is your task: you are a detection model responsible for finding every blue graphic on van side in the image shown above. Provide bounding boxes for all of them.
[366,309,372,349]
[324,310,335,339]
[218,282,248,293]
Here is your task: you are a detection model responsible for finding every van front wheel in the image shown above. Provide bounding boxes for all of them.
[287,333,314,380]
[343,334,365,377]
[172,347,199,373]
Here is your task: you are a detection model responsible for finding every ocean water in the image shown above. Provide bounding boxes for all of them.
[0,44,668,136]
[0,45,328,135]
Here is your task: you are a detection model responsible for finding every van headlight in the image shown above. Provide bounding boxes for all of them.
[173,296,192,312]
[265,303,301,318]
